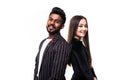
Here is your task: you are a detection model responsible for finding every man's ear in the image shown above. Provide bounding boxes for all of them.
[61,24,64,29]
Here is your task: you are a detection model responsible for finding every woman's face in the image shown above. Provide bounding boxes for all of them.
[75,18,88,39]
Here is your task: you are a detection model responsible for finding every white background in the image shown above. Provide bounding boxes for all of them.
[0,0,120,80]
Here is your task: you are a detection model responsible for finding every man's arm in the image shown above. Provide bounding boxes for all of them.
[49,42,70,80]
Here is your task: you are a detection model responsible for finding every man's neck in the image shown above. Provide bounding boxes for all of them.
[48,32,60,39]
[48,34,56,39]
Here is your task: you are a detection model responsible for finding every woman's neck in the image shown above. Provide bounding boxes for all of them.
[74,36,83,41]
[74,36,85,45]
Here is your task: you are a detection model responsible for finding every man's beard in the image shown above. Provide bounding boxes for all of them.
[47,25,61,35]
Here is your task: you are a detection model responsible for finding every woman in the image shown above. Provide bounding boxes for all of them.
[67,15,97,80]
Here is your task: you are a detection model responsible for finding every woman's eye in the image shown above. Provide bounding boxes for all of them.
[79,26,82,27]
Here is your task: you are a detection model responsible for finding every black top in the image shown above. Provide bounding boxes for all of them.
[69,38,96,80]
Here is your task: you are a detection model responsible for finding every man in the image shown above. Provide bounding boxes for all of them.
[34,7,70,80]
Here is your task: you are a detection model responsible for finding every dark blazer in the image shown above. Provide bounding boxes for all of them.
[69,38,96,80]
[34,33,70,80]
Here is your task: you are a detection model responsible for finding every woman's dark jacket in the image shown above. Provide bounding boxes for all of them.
[69,38,96,80]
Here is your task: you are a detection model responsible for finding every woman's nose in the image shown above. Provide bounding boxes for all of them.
[82,26,87,30]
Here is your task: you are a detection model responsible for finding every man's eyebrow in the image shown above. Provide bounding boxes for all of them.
[49,17,61,21]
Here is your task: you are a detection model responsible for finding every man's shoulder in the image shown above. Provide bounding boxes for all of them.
[57,36,68,44]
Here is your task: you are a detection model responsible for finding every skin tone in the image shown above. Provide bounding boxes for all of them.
[74,18,88,41]
[46,13,64,39]
[74,18,97,80]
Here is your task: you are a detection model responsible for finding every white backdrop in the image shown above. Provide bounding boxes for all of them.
[0,0,120,80]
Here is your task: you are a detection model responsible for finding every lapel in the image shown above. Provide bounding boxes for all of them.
[43,32,61,54]
[35,32,61,76]
[36,39,46,62]
[35,39,46,76]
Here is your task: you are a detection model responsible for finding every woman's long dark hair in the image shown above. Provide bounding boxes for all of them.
[67,15,92,66]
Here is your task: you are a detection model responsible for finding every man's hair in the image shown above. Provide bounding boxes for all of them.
[49,7,66,24]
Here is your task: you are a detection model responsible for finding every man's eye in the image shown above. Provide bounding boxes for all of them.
[56,21,60,23]
[55,20,61,24]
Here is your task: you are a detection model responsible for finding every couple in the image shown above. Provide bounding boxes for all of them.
[34,7,97,80]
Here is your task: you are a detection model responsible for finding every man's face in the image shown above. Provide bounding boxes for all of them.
[46,13,63,35]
